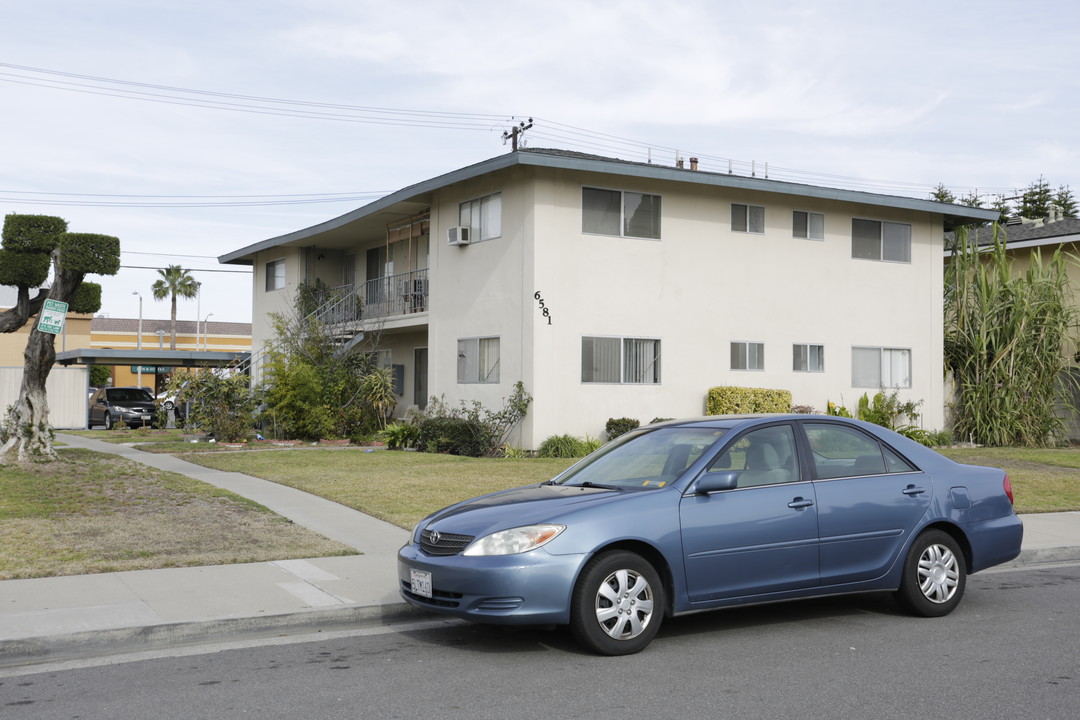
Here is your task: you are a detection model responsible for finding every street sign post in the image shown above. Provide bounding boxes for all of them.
[37,299,69,335]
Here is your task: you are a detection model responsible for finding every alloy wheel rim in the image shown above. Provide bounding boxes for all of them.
[918,543,959,603]
[594,568,654,639]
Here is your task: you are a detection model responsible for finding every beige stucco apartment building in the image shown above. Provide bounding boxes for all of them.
[221,149,996,449]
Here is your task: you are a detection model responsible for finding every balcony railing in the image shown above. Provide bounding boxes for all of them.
[361,268,429,318]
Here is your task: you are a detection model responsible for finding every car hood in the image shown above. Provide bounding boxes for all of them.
[423,484,623,537]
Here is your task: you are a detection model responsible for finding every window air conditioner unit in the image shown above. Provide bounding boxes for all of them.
[447,226,471,246]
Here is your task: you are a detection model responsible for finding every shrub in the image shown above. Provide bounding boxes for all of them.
[707,386,792,415]
[418,382,532,457]
[537,434,588,458]
[649,417,674,425]
[416,416,487,457]
[605,417,640,440]
[382,421,421,450]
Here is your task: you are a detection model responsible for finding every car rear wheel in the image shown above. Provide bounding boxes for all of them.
[570,551,664,656]
[164,400,174,411]
[104,413,113,430]
[895,529,966,617]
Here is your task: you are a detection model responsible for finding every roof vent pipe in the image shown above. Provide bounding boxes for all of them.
[689,157,699,171]
[676,154,684,169]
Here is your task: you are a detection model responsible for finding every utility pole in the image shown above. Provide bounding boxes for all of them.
[502,118,534,151]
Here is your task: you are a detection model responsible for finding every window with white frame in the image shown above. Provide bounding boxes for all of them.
[851,219,911,262]
[793,210,825,240]
[582,188,661,239]
[459,193,502,242]
[367,349,392,369]
[581,336,661,384]
[731,203,765,234]
[457,337,500,383]
[793,343,825,372]
[265,258,286,291]
[731,341,765,371]
[852,346,911,388]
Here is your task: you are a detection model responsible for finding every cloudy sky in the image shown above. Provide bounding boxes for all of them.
[2,0,1077,323]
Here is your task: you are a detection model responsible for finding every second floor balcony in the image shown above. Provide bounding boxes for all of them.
[311,269,429,330]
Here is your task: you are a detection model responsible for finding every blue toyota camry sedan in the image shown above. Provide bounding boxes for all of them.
[398,415,1023,655]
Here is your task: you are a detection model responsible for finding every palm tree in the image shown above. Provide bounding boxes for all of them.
[151,265,200,350]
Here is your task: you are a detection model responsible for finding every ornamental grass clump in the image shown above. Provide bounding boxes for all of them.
[945,224,1079,446]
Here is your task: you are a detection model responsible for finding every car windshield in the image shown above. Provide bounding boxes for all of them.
[555,427,728,489]
[105,388,154,403]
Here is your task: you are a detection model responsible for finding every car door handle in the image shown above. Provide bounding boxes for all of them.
[788,497,814,509]
[902,485,926,496]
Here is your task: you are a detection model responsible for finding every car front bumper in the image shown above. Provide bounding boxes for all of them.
[115,409,157,427]
[397,543,587,625]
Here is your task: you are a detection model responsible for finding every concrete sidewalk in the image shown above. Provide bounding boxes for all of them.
[2,434,1079,668]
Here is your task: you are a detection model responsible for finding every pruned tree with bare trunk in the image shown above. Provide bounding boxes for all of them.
[0,213,119,463]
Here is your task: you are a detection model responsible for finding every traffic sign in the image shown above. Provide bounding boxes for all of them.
[37,299,69,335]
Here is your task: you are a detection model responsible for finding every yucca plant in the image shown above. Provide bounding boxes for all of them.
[945,224,1079,446]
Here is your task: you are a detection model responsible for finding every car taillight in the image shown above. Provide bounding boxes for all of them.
[1003,474,1014,505]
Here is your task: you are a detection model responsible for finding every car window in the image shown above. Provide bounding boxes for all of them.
[105,388,154,403]
[556,427,728,489]
[707,424,799,488]
[804,423,914,479]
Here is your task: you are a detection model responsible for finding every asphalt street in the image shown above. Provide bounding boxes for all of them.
[2,562,1077,720]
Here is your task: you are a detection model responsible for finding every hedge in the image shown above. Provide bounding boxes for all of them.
[416,416,488,457]
[706,386,792,415]
[0,248,51,287]
[604,417,640,440]
[59,233,122,275]
[2,214,67,252]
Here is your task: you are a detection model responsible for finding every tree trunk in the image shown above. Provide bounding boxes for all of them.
[0,263,84,463]
[1,326,58,461]
[170,295,177,350]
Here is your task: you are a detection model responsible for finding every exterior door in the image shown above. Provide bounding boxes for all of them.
[680,424,819,602]
[803,422,932,585]
[413,348,428,410]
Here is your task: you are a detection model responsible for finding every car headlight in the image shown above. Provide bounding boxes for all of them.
[462,524,565,556]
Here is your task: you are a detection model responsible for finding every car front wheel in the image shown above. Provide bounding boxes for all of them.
[104,413,113,430]
[570,551,664,656]
[895,529,966,617]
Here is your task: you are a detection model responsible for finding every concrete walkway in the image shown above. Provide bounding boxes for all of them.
[2,434,1079,668]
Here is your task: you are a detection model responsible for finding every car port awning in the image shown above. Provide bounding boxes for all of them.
[55,348,250,369]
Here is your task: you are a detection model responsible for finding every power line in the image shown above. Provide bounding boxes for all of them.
[1,62,1040,202]
[121,265,250,274]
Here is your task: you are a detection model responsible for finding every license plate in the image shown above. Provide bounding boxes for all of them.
[410,569,432,598]
[141,414,151,420]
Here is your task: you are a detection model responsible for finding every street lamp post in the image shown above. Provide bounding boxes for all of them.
[132,291,143,388]
[203,313,214,351]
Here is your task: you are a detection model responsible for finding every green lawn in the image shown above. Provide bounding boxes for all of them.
[181,449,578,529]
[5,441,1075,581]
[182,445,1080,528]
[939,447,1080,513]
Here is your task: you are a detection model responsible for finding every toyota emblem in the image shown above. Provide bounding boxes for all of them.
[429,531,441,545]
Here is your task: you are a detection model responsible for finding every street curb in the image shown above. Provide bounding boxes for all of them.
[0,602,426,670]
[1014,545,1080,566]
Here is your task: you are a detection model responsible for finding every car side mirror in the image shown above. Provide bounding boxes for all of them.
[694,471,739,494]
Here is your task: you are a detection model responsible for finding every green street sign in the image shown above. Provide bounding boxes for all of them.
[130,366,161,373]
[37,299,69,335]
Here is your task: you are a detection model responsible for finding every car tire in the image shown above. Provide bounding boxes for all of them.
[104,413,113,430]
[894,529,966,617]
[164,400,174,411]
[570,550,664,656]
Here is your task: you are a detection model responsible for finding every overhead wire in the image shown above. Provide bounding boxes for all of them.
[0,62,1022,203]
